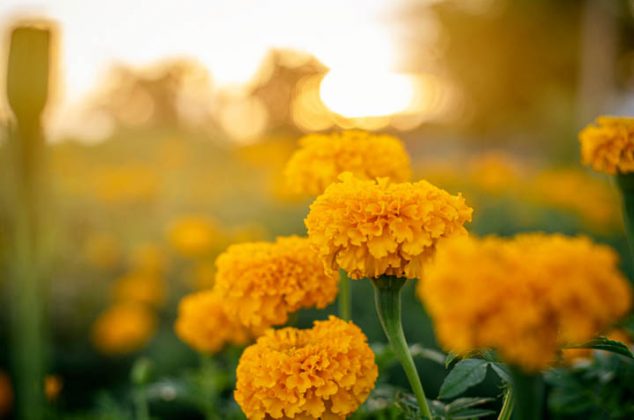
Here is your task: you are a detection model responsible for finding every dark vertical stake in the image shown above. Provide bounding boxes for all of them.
[5,24,52,420]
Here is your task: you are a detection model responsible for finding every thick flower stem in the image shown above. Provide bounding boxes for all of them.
[509,368,543,420]
[371,277,432,419]
[338,269,351,321]
[497,386,514,420]
[616,173,634,266]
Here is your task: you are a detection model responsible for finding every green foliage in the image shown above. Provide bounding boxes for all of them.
[565,336,634,359]
[546,352,634,419]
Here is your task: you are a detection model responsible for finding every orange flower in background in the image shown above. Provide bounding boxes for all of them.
[467,152,523,194]
[531,169,620,232]
[188,260,216,290]
[0,372,13,417]
[579,116,634,174]
[84,232,121,270]
[112,271,166,308]
[284,130,411,195]
[44,375,63,402]
[305,173,472,280]
[235,316,377,420]
[168,215,219,258]
[92,163,160,204]
[419,234,632,371]
[130,243,169,274]
[174,290,251,354]
[214,236,338,332]
[92,303,157,355]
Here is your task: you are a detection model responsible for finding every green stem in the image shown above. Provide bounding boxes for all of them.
[200,355,220,420]
[616,173,634,267]
[338,269,351,321]
[134,387,150,420]
[509,368,543,420]
[371,277,432,419]
[497,386,514,420]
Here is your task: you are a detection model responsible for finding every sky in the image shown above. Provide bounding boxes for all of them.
[0,0,441,139]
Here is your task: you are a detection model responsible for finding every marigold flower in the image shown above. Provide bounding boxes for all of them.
[418,234,632,371]
[214,236,338,331]
[112,271,166,308]
[235,316,378,419]
[84,233,121,270]
[284,130,411,195]
[530,169,619,233]
[305,173,473,280]
[174,289,251,354]
[579,116,634,174]
[92,303,157,355]
[0,372,12,417]
[168,215,219,258]
[130,243,168,274]
[44,375,62,401]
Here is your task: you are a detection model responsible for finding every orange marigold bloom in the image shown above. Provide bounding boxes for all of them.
[168,215,219,258]
[284,130,411,195]
[305,173,472,280]
[44,375,63,401]
[174,289,251,354]
[112,271,166,308]
[214,236,338,332]
[235,316,377,420]
[418,234,632,372]
[92,303,157,355]
[579,116,634,174]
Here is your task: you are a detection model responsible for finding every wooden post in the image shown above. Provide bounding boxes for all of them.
[5,23,53,420]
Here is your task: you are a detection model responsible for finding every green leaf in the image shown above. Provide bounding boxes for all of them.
[565,337,634,359]
[489,362,511,383]
[449,408,497,419]
[444,352,459,368]
[410,344,447,365]
[438,359,489,400]
[446,397,495,412]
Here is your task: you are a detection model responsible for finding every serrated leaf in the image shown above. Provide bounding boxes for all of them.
[565,337,633,359]
[438,359,489,400]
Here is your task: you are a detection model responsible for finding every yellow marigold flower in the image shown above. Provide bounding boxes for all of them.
[305,173,473,280]
[214,236,338,332]
[284,130,411,195]
[130,243,168,275]
[235,316,377,420]
[44,375,62,402]
[168,215,219,258]
[579,116,634,174]
[418,234,632,372]
[174,289,251,354]
[0,371,12,417]
[112,271,166,308]
[531,169,619,233]
[92,303,157,355]
[84,233,121,270]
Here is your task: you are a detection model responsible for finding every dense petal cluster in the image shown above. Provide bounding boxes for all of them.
[214,236,338,331]
[305,174,473,279]
[91,303,157,355]
[579,116,634,174]
[418,234,632,371]
[235,316,378,419]
[174,289,251,354]
[284,130,411,195]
